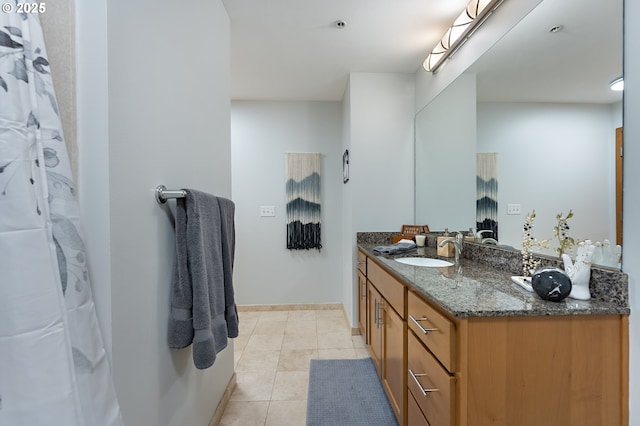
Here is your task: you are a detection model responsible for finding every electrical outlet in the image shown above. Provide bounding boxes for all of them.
[260,206,275,217]
[507,204,521,215]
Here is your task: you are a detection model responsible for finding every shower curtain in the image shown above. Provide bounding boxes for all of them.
[0,12,123,425]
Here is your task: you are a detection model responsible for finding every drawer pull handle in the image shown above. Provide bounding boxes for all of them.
[409,369,439,397]
[409,314,438,334]
[374,300,378,325]
[377,300,384,326]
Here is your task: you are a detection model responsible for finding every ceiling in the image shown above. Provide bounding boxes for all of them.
[468,0,622,104]
[223,0,622,104]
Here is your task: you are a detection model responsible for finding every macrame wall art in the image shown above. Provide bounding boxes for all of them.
[476,152,499,240]
[285,152,322,250]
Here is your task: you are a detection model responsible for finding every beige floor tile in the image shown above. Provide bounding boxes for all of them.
[314,309,344,320]
[351,335,367,348]
[284,320,317,336]
[287,310,317,322]
[260,311,289,322]
[218,401,269,426]
[317,331,354,349]
[317,318,349,333]
[234,350,242,369]
[282,333,318,350]
[253,320,286,335]
[235,349,280,372]
[265,400,307,426]
[238,318,258,336]
[245,333,284,351]
[317,348,357,359]
[277,349,319,371]
[229,370,276,402]
[238,311,262,321]
[232,334,250,352]
[355,348,371,358]
[271,371,310,400]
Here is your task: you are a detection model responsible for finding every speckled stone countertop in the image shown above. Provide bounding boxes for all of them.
[358,238,630,319]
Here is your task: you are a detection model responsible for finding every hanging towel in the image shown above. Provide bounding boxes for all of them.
[168,190,239,369]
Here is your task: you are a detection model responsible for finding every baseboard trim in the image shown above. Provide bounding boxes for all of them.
[237,303,343,312]
[208,372,236,426]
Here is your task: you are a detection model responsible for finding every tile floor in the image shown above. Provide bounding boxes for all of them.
[218,309,369,426]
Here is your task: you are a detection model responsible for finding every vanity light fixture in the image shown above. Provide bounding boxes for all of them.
[423,0,504,73]
[610,77,624,91]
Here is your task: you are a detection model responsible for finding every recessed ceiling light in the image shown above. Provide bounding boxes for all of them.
[548,25,563,33]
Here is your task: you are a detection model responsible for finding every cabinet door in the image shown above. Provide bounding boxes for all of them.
[368,284,383,376]
[383,304,406,425]
[358,271,367,343]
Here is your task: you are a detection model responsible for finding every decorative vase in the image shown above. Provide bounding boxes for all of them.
[531,267,572,302]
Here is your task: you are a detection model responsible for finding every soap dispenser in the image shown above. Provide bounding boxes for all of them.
[437,228,455,257]
[465,228,476,242]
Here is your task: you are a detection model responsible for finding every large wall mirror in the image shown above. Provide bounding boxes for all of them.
[415,0,623,268]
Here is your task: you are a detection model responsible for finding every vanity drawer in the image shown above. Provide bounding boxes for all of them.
[367,260,405,318]
[357,249,367,275]
[408,330,455,426]
[407,290,455,372]
[408,391,431,426]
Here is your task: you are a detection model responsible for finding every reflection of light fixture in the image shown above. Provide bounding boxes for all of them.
[610,77,624,91]
[424,0,504,73]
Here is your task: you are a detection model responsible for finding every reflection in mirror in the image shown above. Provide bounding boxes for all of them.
[415,0,622,268]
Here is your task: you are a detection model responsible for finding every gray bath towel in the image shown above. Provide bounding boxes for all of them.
[373,241,417,255]
[168,189,239,369]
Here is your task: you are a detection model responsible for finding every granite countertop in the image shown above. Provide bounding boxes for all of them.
[358,243,630,318]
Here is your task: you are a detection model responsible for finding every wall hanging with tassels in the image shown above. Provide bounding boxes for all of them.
[285,152,322,250]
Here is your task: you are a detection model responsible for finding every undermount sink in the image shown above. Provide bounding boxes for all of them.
[395,257,454,268]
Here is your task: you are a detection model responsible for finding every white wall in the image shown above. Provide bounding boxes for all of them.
[230,101,343,305]
[623,0,640,423]
[477,102,617,251]
[415,73,477,232]
[345,73,415,325]
[77,1,234,425]
[341,82,354,325]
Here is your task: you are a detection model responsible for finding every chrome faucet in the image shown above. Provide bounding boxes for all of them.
[438,232,464,263]
[475,229,493,242]
[481,237,499,245]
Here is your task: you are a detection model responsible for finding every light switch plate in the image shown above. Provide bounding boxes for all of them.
[507,203,521,215]
[260,206,275,217]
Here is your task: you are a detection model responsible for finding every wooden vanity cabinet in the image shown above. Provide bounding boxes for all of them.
[358,253,628,426]
[407,287,628,426]
[366,260,407,426]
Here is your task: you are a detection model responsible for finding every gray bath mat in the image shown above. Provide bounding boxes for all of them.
[306,358,398,426]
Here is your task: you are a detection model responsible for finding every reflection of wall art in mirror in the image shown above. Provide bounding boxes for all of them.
[476,153,498,240]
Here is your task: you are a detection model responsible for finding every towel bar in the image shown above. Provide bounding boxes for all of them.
[156,185,186,204]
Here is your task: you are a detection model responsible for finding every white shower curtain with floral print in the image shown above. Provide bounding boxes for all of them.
[0,11,123,425]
